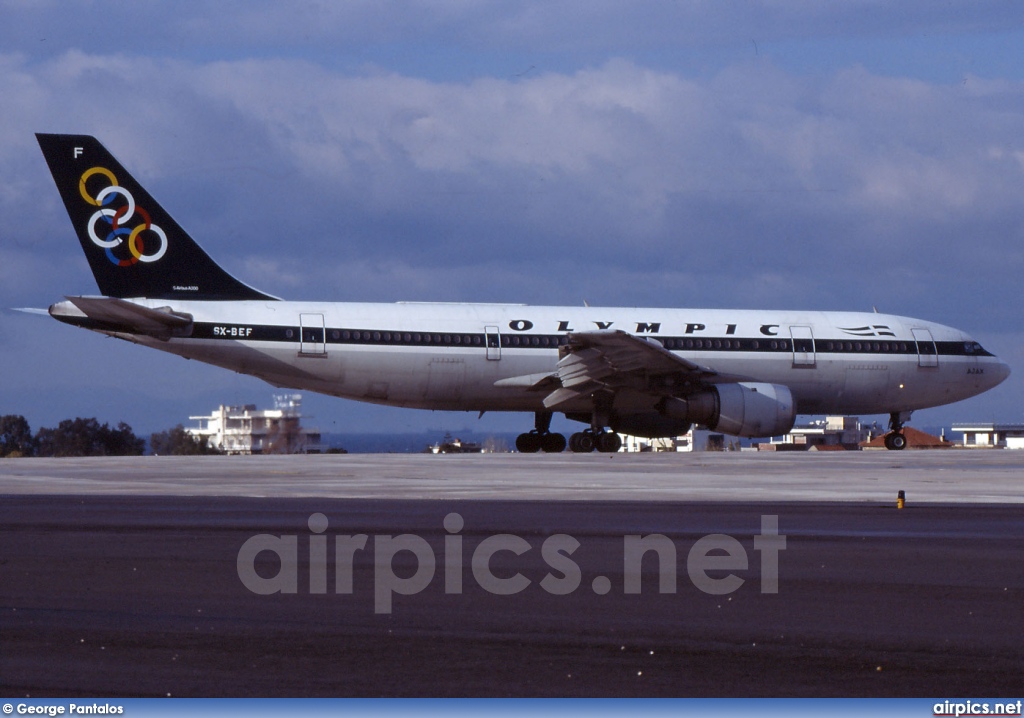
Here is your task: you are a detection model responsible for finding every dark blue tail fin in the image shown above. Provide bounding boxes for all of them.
[37,133,275,301]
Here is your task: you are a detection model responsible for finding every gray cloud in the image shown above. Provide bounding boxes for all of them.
[5,1,1022,64]
[6,52,1023,318]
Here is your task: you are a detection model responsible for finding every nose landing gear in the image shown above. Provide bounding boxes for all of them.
[883,432,907,450]
[883,411,912,450]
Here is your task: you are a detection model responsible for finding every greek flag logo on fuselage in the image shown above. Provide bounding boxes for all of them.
[839,325,896,337]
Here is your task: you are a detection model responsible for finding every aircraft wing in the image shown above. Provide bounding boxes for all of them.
[493,372,561,392]
[56,296,193,340]
[543,330,738,409]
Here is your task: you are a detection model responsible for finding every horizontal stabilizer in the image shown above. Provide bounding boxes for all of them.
[54,296,193,340]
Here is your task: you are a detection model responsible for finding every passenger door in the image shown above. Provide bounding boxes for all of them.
[912,328,938,367]
[299,313,326,356]
[485,325,501,361]
[789,325,815,367]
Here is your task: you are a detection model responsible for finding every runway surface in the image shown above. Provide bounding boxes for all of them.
[1,453,1023,696]
[1,450,1023,502]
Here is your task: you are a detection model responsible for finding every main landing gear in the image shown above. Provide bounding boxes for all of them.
[515,411,567,453]
[883,411,911,451]
[515,412,623,453]
[515,411,623,454]
[566,395,621,453]
[568,429,622,453]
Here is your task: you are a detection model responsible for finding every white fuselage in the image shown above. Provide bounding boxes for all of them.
[66,299,1009,419]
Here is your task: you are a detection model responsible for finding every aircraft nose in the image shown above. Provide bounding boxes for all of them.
[992,358,1012,386]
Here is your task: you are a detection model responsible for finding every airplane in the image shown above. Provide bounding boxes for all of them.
[35,133,1011,452]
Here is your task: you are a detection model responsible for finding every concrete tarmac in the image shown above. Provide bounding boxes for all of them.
[0,450,1023,502]
[1,452,1023,697]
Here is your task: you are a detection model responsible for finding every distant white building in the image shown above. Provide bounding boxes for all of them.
[953,423,1024,449]
[762,416,877,451]
[186,394,322,455]
[618,428,696,452]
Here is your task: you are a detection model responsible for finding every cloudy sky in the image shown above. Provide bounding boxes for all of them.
[2,1,1023,438]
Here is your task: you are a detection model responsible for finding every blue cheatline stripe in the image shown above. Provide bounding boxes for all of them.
[51,313,994,357]
[187,323,994,357]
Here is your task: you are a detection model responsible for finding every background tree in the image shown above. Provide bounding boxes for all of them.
[105,421,146,456]
[0,415,36,457]
[35,418,145,457]
[150,425,221,455]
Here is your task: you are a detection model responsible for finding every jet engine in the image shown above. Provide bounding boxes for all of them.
[608,413,692,439]
[656,382,796,438]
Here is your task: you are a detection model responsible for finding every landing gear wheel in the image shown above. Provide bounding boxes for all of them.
[884,432,907,451]
[540,432,567,453]
[595,431,622,453]
[516,411,564,453]
[885,411,911,451]
[569,431,596,453]
[516,431,542,453]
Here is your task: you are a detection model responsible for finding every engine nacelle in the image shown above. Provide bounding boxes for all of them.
[608,413,692,439]
[712,382,796,437]
[658,382,795,438]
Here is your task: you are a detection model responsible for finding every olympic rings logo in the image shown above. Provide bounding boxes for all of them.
[79,167,167,266]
